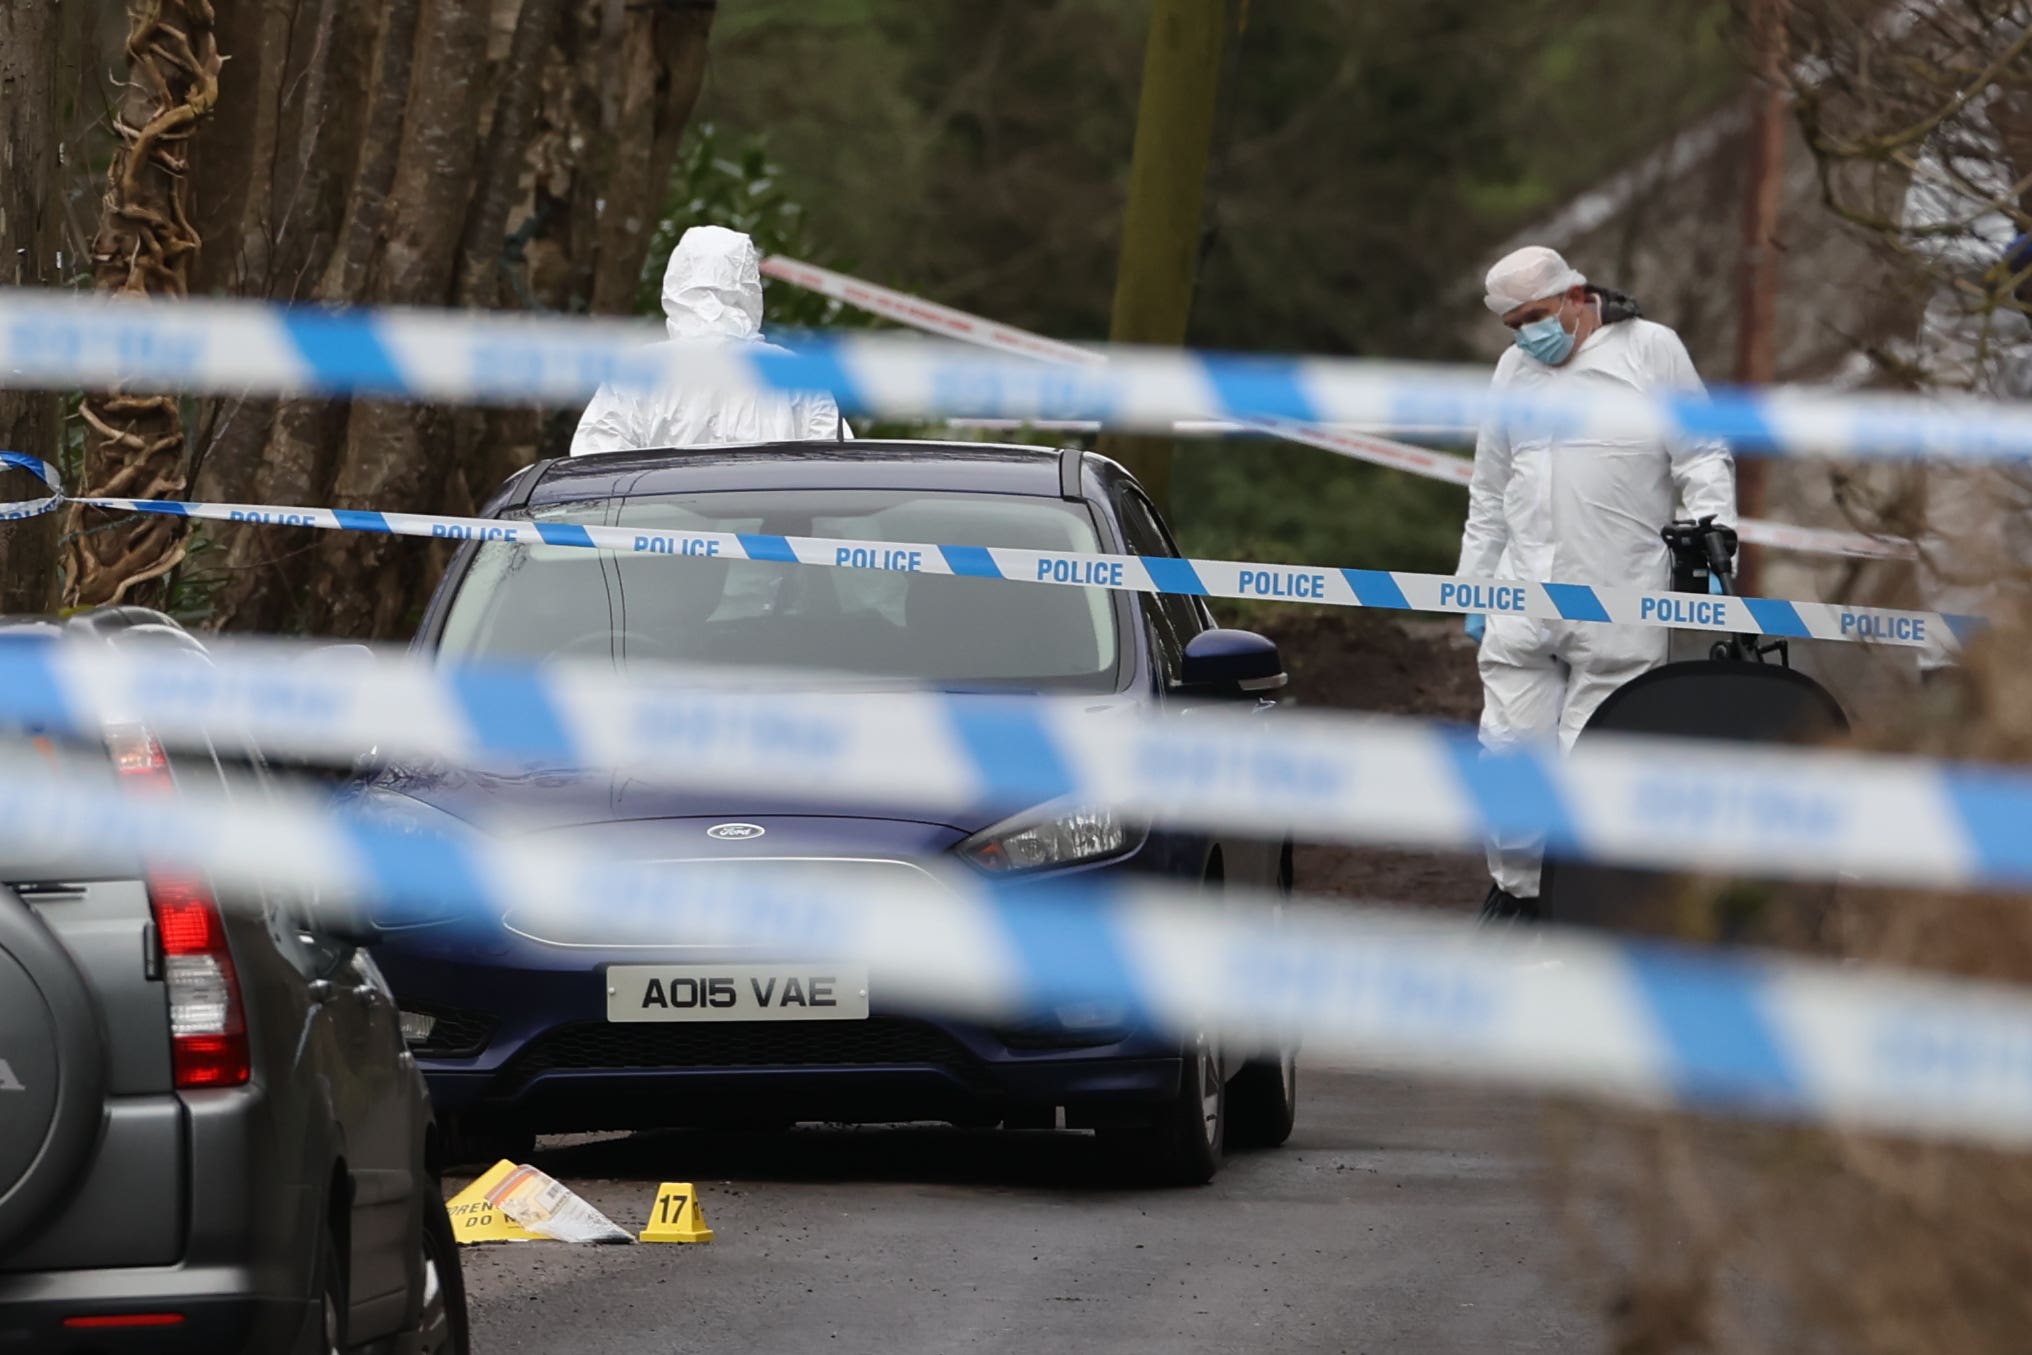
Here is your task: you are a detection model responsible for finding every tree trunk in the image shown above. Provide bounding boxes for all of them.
[205,0,419,634]
[66,0,223,611]
[190,0,377,518]
[436,0,570,588]
[189,0,291,300]
[459,0,568,310]
[310,0,492,638]
[523,0,715,321]
[0,0,64,615]
[188,0,302,529]
[587,0,715,315]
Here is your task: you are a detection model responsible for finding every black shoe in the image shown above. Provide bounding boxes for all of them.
[1478,885,1539,925]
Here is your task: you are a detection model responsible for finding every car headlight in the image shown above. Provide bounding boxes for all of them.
[958,805,1144,874]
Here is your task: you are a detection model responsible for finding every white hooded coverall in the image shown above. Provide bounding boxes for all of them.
[570,225,849,454]
[1460,316,1736,897]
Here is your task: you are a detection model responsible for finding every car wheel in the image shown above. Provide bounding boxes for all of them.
[1226,1048,1298,1149]
[1230,844,1299,1149]
[1103,1028,1224,1186]
[296,1224,347,1355]
[402,1189,470,1355]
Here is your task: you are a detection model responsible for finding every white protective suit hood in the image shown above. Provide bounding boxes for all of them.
[568,226,849,454]
[660,226,766,342]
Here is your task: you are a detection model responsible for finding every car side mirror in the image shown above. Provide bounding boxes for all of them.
[1176,628,1287,699]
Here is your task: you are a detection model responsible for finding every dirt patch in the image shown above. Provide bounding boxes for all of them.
[1253,609,1483,720]
[1249,609,1488,912]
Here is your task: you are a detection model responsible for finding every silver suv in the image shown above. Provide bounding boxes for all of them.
[0,609,467,1355]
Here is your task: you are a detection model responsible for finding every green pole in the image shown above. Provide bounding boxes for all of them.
[1096,0,1233,512]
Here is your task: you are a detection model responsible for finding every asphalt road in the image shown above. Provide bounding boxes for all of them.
[456,1064,1604,1354]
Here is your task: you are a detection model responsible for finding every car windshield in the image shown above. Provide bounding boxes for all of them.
[435,488,1122,691]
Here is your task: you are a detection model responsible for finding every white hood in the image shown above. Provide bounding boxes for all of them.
[661,225,765,342]
[568,225,849,454]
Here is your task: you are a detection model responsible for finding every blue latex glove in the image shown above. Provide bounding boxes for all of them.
[1464,613,1486,642]
[1708,572,1725,595]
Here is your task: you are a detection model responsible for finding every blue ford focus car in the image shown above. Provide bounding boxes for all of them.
[363,441,1296,1184]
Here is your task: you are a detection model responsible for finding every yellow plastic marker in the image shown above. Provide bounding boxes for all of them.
[638,1181,713,1243]
[444,1160,544,1244]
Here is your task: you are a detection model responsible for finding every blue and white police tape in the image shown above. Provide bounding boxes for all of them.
[0,453,1977,650]
[0,450,61,522]
[6,746,2032,1148]
[5,287,2032,462]
[769,256,1917,562]
[7,637,2032,893]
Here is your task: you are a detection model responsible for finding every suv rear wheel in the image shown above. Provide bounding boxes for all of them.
[402,1191,468,1355]
[301,1224,347,1355]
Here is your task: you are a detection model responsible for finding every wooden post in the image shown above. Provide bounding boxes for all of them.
[1732,0,1788,593]
[1096,0,1233,511]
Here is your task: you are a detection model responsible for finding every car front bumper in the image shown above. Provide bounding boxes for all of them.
[378,949,1185,1131]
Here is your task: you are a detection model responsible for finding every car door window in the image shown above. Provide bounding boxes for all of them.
[1117,489,1208,682]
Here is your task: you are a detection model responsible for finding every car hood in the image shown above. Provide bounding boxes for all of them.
[347,689,1142,843]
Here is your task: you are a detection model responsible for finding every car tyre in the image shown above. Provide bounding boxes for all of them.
[1230,842,1299,1150]
[400,1189,470,1355]
[1226,1049,1298,1149]
[1103,1030,1224,1186]
[297,1223,347,1355]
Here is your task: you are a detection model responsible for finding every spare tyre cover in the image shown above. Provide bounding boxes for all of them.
[0,892,107,1251]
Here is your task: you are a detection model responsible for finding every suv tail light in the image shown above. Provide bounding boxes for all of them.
[151,877,250,1088]
[108,724,251,1088]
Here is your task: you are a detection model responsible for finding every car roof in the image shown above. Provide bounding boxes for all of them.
[0,607,204,652]
[518,441,1094,507]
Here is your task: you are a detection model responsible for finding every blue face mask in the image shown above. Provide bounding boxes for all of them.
[1514,312,1577,366]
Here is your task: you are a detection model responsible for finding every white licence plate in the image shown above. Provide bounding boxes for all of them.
[605,964,870,1022]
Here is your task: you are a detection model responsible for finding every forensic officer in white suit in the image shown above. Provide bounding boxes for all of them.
[571,225,849,454]
[1459,245,1736,920]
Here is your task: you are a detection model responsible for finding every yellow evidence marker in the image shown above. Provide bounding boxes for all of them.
[444,1160,544,1244]
[638,1182,713,1243]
